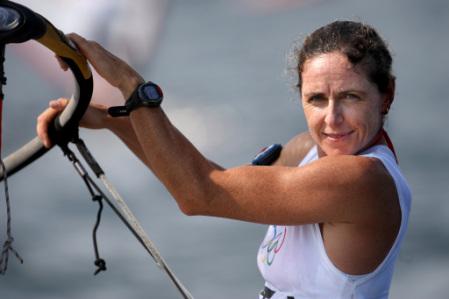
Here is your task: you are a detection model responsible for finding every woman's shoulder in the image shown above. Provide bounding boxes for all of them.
[273,132,315,166]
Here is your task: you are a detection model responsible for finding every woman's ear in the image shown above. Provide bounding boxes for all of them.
[382,77,396,115]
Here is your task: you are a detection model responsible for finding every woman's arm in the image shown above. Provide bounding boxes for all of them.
[126,105,396,226]
[38,98,225,174]
[38,34,398,227]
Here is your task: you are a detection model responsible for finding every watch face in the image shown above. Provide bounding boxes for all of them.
[125,81,163,112]
[140,82,163,100]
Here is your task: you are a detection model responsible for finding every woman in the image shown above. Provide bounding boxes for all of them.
[37,21,411,298]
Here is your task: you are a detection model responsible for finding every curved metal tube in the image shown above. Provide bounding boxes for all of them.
[0,0,93,180]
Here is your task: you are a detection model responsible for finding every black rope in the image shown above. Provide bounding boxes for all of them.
[60,145,106,275]
[0,159,23,274]
[60,138,158,273]
[92,195,106,275]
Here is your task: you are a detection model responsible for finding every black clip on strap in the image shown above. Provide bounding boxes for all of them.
[73,138,104,177]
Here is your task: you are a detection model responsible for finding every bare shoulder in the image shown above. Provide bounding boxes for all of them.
[273,132,315,166]
[310,154,399,223]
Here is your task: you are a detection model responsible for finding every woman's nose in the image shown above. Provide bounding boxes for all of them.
[324,101,344,127]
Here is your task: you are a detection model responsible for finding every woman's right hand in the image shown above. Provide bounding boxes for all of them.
[38,33,143,148]
[36,98,109,148]
[68,33,144,100]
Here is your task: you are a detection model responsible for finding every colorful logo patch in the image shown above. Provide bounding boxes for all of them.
[260,225,287,266]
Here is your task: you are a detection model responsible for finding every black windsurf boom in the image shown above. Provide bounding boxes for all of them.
[0,0,93,180]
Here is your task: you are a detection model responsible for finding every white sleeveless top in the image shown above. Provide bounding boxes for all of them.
[257,145,412,299]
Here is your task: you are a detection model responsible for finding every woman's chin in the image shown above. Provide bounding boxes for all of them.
[319,145,356,157]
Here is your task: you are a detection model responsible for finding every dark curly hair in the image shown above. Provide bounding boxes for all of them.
[296,21,395,94]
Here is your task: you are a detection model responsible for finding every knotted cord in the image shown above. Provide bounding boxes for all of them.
[0,45,23,274]
[57,135,193,298]
[0,159,23,274]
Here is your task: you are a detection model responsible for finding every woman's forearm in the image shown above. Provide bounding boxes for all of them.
[127,107,222,214]
[105,112,224,175]
[105,116,156,171]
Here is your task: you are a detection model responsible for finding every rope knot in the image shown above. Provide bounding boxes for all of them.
[0,236,23,274]
[94,258,106,275]
[3,236,13,246]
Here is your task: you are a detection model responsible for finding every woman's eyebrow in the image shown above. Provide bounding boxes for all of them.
[335,89,368,96]
[303,91,326,98]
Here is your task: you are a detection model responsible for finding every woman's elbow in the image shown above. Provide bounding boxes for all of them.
[174,169,225,217]
[174,187,213,216]
[178,200,202,216]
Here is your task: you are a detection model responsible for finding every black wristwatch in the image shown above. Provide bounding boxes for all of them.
[108,81,163,117]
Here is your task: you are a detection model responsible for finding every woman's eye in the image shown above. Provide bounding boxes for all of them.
[308,95,325,102]
[344,93,360,100]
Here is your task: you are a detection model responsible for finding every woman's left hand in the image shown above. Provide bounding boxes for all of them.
[36,98,110,148]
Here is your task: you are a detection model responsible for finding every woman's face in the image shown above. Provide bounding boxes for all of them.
[301,51,385,156]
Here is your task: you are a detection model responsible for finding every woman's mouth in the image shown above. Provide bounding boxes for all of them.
[322,131,354,142]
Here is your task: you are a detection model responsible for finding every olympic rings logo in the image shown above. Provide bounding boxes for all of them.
[260,225,287,266]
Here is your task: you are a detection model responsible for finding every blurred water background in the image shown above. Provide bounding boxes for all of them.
[0,0,448,298]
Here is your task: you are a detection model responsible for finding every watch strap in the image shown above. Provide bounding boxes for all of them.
[107,85,140,117]
[108,105,130,117]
